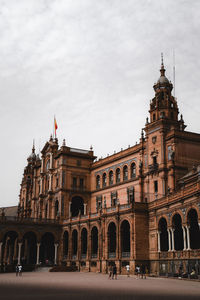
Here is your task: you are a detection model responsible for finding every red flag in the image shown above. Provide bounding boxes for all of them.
[54,117,58,137]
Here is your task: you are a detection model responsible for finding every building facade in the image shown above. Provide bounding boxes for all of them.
[1,60,200,275]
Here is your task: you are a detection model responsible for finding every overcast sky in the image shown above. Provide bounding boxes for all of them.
[0,0,200,208]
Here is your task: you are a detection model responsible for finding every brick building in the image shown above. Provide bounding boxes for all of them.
[1,59,200,275]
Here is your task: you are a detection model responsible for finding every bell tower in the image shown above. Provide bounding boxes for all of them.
[149,54,181,129]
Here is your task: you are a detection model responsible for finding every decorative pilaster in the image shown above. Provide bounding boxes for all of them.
[17,242,22,265]
[36,243,40,265]
[182,226,186,250]
[171,229,175,251]
[186,226,191,250]
[157,231,161,252]
[167,229,171,251]
[54,243,58,265]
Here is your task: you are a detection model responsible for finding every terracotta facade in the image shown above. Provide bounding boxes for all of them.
[1,60,200,275]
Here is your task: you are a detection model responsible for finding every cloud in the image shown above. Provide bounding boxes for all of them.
[0,0,200,206]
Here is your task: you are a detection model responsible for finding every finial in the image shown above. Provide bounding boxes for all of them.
[62,139,66,146]
[50,134,53,141]
[32,139,35,153]
[141,129,144,139]
[161,52,164,66]
[160,52,165,76]
[90,145,93,151]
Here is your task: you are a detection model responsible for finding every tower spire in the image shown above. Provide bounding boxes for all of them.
[160,52,165,76]
[32,139,35,153]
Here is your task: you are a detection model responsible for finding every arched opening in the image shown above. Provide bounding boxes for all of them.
[40,232,55,265]
[71,196,84,217]
[102,173,107,187]
[108,222,116,258]
[158,218,168,251]
[121,220,130,257]
[109,171,113,185]
[188,209,200,249]
[91,226,98,258]
[81,228,87,258]
[96,175,100,189]
[63,231,69,258]
[22,232,37,265]
[123,165,128,181]
[131,163,136,178]
[55,200,59,218]
[172,214,183,251]
[2,231,18,266]
[72,229,78,258]
[116,168,120,183]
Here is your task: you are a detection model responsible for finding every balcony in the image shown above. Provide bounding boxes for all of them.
[148,163,159,173]
[71,185,86,192]
[122,252,130,258]
[108,252,116,258]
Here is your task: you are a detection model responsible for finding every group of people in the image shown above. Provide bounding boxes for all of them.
[16,264,22,276]
[108,264,147,279]
[135,264,146,279]
[108,264,118,279]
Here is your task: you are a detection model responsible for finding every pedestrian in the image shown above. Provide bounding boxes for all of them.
[141,264,146,279]
[126,264,130,277]
[16,265,19,276]
[112,264,117,280]
[135,266,140,279]
[18,264,22,276]
[108,265,113,279]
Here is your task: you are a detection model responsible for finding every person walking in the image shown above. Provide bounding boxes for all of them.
[126,264,130,277]
[18,264,22,276]
[141,264,146,279]
[112,264,117,280]
[108,265,113,279]
[15,265,19,276]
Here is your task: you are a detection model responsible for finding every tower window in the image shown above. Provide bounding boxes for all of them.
[153,156,157,165]
[72,177,77,188]
[153,114,156,121]
[154,181,158,193]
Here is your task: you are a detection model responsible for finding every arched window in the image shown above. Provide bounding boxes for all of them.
[108,222,116,258]
[46,159,50,171]
[96,175,100,189]
[158,218,168,251]
[172,214,183,251]
[123,165,128,181]
[72,230,78,257]
[81,228,87,257]
[116,168,120,183]
[71,196,84,217]
[55,200,59,218]
[91,227,98,257]
[45,203,48,219]
[121,220,130,257]
[63,231,69,257]
[102,173,107,187]
[187,209,200,249]
[109,171,113,185]
[131,163,136,178]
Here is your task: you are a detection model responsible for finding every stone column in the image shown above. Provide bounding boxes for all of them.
[17,242,22,265]
[36,243,40,265]
[167,229,171,251]
[13,239,18,261]
[54,243,58,265]
[186,226,191,250]
[69,202,71,218]
[0,242,3,265]
[157,231,161,252]
[49,174,52,191]
[41,158,44,173]
[84,203,87,215]
[182,226,186,250]
[171,229,175,251]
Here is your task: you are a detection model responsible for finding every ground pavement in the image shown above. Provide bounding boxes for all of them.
[0,271,199,300]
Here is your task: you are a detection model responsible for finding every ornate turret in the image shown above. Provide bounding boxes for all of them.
[149,54,179,126]
[27,140,36,163]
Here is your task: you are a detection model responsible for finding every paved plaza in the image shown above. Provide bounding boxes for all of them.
[0,271,199,300]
